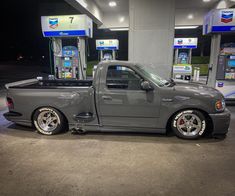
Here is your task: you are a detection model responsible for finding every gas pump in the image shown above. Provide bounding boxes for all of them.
[41,14,93,80]
[215,44,235,101]
[56,46,79,79]
[96,39,119,61]
[203,8,235,102]
[173,38,198,81]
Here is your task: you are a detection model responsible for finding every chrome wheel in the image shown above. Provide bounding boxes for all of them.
[176,113,202,137]
[37,111,59,132]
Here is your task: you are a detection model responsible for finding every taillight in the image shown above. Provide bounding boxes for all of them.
[6,97,14,109]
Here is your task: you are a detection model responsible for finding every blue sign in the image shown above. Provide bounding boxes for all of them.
[217,82,224,88]
[203,9,235,34]
[174,45,197,49]
[96,46,119,50]
[174,38,198,49]
[43,30,86,37]
[41,15,93,38]
[211,26,235,32]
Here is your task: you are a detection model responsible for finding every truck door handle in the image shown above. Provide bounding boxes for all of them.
[102,96,112,100]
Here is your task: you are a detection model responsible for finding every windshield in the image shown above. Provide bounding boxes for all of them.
[135,64,169,87]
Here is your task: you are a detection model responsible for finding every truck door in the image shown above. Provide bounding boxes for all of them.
[97,64,161,128]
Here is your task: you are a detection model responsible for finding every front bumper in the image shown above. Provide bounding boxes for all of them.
[209,108,231,135]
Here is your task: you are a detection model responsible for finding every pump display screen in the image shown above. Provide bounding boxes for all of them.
[64,51,73,56]
[178,52,188,64]
[228,60,235,67]
[64,61,72,67]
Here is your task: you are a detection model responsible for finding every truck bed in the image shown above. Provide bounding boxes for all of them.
[6,79,93,89]
[5,78,97,128]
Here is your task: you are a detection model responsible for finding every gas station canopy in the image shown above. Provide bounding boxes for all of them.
[65,0,235,30]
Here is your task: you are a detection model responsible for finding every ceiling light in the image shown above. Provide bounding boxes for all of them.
[110,28,129,31]
[203,0,211,2]
[119,17,125,23]
[175,26,199,29]
[187,14,194,19]
[216,0,227,8]
[109,1,117,7]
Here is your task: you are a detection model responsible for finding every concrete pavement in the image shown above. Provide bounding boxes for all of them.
[0,91,235,196]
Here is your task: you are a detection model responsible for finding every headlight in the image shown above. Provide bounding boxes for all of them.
[215,99,225,112]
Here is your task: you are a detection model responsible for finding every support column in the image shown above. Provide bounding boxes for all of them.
[189,49,192,64]
[112,50,116,60]
[100,50,103,61]
[207,34,221,87]
[78,37,87,80]
[129,0,175,78]
[52,38,62,78]
[174,49,178,64]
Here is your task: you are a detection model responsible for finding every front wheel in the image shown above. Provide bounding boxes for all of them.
[171,110,206,139]
[33,107,67,135]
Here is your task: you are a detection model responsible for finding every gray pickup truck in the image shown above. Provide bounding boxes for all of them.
[4,61,231,139]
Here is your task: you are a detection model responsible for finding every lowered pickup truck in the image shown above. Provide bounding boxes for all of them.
[4,61,231,139]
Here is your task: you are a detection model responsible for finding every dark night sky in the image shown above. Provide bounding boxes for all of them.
[0,0,235,63]
[0,0,128,62]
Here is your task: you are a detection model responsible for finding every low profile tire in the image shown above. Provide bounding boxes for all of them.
[33,107,66,135]
[171,110,206,139]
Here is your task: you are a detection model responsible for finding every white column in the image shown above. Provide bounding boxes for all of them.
[100,50,103,61]
[52,38,62,78]
[112,50,116,60]
[189,49,192,64]
[78,38,87,80]
[129,0,175,78]
[174,49,178,64]
[207,34,221,87]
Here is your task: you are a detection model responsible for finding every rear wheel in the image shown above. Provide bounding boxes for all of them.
[171,110,206,139]
[33,107,66,135]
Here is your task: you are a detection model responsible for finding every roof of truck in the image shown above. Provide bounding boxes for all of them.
[98,60,136,66]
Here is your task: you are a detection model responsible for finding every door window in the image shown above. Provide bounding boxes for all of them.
[106,65,142,90]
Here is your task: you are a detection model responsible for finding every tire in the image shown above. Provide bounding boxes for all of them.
[171,110,206,139]
[33,107,67,135]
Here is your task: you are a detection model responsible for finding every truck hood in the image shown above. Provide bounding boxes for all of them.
[173,81,223,99]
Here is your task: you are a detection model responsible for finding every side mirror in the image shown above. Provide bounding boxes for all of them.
[141,81,153,91]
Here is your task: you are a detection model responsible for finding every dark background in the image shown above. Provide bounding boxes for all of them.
[0,0,235,63]
[0,0,128,63]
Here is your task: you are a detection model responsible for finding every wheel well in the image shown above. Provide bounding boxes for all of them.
[31,106,69,129]
[166,108,214,135]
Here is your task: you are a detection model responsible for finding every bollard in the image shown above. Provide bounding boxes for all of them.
[193,67,200,82]
[196,67,200,81]
[193,68,197,81]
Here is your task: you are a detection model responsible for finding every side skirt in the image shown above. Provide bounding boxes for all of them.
[69,124,166,134]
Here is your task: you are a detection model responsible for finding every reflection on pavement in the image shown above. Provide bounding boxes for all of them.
[0,90,10,127]
[0,90,6,111]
